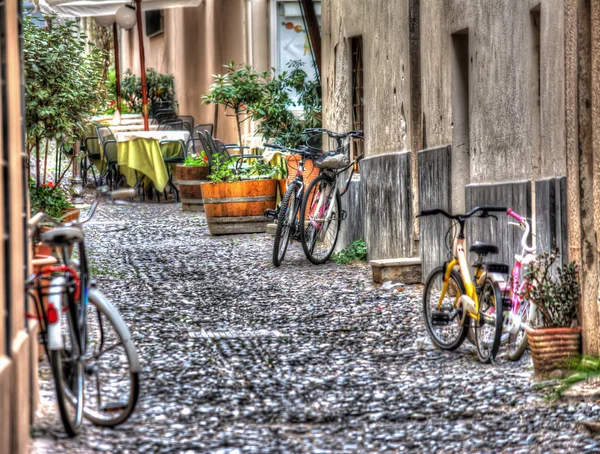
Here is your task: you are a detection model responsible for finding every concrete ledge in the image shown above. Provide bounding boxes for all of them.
[370,257,422,284]
[266,223,277,235]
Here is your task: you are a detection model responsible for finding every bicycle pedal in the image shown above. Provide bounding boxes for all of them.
[502,297,513,310]
[264,209,278,220]
[431,312,451,326]
[340,210,348,221]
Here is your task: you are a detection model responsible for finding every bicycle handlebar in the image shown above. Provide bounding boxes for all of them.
[28,187,136,238]
[507,208,535,253]
[304,128,364,140]
[507,208,524,223]
[418,205,508,220]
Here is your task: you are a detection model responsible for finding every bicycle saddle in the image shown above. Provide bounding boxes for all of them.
[470,241,499,255]
[40,226,84,247]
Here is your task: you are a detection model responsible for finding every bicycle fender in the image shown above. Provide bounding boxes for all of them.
[89,288,141,374]
[47,276,66,351]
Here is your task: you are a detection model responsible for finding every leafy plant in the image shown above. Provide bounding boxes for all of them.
[254,60,322,148]
[121,68,177,114]
[29,178,73,220]
[207,155,240,184]
[332,239,367,265]
[519,250,580,328]
[24,13,107,187]
[202,63,267,159]
[184,151,210,167]
[240,161,283,180]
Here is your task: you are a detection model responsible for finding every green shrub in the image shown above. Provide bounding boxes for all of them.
[332,239,367,265]
[184,151,209,167]
[29,179,73,220]
[121,68,177,113]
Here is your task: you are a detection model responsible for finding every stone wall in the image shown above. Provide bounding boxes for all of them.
[322,0,570,273]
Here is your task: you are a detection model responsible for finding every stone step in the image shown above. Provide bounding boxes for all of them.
[369,257,422,284]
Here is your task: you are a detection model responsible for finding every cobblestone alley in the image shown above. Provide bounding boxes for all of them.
[31,204,600,453]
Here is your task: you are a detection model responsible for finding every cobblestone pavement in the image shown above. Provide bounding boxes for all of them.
[31,203,600,453]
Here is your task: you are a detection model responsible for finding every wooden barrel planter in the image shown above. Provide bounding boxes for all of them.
[201,179,278,235]
[176,165,209,212]
[526,326,582,377]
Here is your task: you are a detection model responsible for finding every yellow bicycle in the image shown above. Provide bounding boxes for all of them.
[419,205,508,363]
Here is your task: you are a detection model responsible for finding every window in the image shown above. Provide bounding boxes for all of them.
[145,10,163,38]
[350,36,364,165]
[270,0,321,81]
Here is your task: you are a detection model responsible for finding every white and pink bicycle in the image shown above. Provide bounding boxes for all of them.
[501,208,541,361]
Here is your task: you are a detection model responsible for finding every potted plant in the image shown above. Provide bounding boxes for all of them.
[520,250,581,377]
[176,151,210,212]
[201,156,281,235]
[28,179,77,275]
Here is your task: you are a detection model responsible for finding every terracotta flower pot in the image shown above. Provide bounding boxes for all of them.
[201,179,277,235]
[176,165,210,212]
[526,326,582,377]
[285,154,319,188]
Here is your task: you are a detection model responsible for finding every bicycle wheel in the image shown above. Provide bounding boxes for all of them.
[49,278,84,437]
[300,175,341,264]
[422,267,470,350]
[507,299,540,361]
[80,288,140,426]
[474,278,504,363]
[273,181,297,267]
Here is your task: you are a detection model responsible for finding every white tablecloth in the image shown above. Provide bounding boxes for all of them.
[114,130,190,144]
[108,124,159,132]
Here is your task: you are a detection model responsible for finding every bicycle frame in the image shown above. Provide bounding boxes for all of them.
[504,210,536,333]
[439,231,482,323]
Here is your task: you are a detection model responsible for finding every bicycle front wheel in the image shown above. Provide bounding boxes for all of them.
[474,278,504,363]
[422,267,469,350]
[273,181,297,267]
[81,288,140,426]
[49,278,84,437]
[300,175,341,264]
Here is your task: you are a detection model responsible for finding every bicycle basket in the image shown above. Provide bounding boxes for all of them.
[314,142,350,169]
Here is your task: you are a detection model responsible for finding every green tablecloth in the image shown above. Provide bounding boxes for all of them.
[117,138,182,193]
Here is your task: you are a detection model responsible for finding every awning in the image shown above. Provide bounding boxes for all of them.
[39,0,203,17]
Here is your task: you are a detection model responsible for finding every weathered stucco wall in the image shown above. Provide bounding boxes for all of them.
[322,0,411,156]
[421,0,567,189]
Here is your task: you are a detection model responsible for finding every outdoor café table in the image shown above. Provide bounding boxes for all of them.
[113,130,190,193]
[108,123,159,132]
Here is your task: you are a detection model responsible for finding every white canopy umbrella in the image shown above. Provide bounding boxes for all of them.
[40,0,202,18]
[39,0,202,130]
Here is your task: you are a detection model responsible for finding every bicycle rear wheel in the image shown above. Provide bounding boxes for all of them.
[49,279,84,437]
[80,289,140,426]
[474,278,504,363]
[273,181,297,267]
[300,175,341,264]
[422,267,470,350]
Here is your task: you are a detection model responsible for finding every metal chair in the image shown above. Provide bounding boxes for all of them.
[191,123,214,139]
[150,101,172,119]
[159,137,187,202]
[158,120,191,132]
[95,125,125,190]
[199,130,260,175]
[151,109,177,125]
[81,121,102,185]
